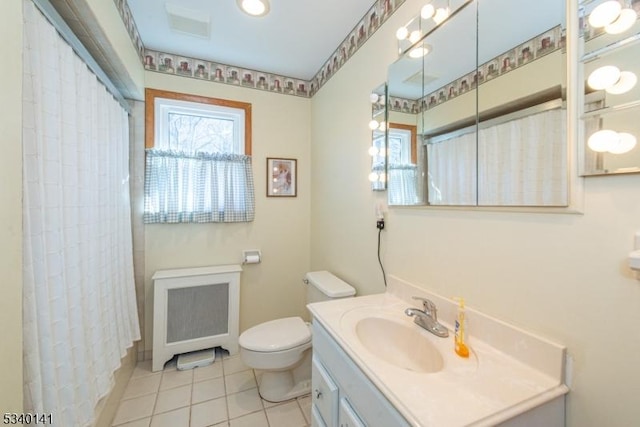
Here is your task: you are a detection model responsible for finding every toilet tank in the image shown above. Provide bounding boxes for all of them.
[305,271,356,304]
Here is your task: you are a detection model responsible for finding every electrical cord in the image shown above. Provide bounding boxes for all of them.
[377,219,388,288]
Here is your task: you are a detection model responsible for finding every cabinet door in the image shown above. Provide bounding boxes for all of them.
[312,356,339,426]
[339,397,365,427]
[312,404,328,427]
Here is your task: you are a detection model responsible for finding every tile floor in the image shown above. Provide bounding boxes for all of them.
[112,350,311,427]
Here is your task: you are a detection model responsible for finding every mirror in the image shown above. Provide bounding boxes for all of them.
[386,0,568,207]
[579,0,640,176]
[369,83,388,190]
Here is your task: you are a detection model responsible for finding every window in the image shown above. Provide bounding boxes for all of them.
[144,89,255,223]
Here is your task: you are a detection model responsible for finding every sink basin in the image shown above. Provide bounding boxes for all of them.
[355,317,444,373]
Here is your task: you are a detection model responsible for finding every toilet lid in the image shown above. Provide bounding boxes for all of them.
[239,317,311,352]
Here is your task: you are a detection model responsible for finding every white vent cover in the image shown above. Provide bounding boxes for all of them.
[166,2,210,39]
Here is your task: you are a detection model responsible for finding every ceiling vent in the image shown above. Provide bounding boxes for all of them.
[165,3,210,39]
[404,70,438,86]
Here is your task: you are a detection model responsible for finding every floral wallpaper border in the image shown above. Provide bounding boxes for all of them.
[114,0,406,98]
[388,25,566,114]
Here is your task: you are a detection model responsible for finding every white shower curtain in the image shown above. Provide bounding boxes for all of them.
[22,2,140,426]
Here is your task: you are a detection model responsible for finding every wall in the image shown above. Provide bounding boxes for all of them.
[0,0,23,413]
[310,1,640,426]
[142,72,312,358]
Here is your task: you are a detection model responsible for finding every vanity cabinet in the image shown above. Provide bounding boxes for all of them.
[311,320,410,427]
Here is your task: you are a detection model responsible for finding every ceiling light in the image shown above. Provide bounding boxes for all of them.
[408,44,430,58]
[237,0,270,17]
[605,8,637,34]
[606,71,637,94]
[421,4,435,20]
[588,1,622,28]
[587,65,621,90]
[396,26,409,40]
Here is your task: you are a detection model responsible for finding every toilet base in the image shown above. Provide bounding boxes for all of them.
[257,350,312,402]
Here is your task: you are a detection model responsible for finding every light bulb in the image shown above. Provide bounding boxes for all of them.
[587,65,621,90]
[238,0,269,16]
[606,71,637,94]
[409,30,422,44]
[421,4,435,20]
[369,120,379,130]
[368,146,379,156]
[605,8,637,34]
[588,1,622,28]
[588,129,618,152]
[408,45,430,58]
[378,173,387,183]
[370,93,380,103]
[608,132,637,154]
[433,7,449,24]
[378,121,386,131]
[368,172,379,182]
[396,26,409,40]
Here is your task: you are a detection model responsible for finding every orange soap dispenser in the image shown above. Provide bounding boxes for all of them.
[454,297,469,358]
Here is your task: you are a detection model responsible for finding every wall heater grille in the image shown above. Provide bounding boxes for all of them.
[152,264,242,372]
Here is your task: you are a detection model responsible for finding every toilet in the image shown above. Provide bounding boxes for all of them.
[239,271,355,402]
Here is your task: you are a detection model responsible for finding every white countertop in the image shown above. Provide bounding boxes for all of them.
[308,276,569,427]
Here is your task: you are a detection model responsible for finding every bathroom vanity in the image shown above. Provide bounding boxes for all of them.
[308,276,569,427]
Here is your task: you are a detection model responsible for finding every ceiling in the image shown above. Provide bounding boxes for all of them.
[128,0,377,81]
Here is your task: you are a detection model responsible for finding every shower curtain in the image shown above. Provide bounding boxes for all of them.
[22,2,140,426]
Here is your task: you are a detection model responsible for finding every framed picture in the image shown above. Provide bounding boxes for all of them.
[267,158,297,197]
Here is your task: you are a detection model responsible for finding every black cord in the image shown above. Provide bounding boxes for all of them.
[377,226,388,288]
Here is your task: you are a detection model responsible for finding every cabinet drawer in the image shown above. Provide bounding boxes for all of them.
[312,356,339,426]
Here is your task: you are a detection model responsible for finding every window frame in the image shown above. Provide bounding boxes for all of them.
[145,88,252,155]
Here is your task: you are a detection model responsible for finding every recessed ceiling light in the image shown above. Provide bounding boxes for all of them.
[237,0,270,17]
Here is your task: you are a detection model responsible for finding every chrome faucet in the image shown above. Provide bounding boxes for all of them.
[404,296,449,338]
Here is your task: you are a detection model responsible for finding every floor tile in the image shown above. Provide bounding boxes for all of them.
[193,361,223,383]
[192,377,226,404]
[130,360,157,380]
[228,410,269,427]
[150,407,189,427]
[227,388,263,419]
[113,418,150,427]
[154,384,191,414]
[224,370,256,394]
[222,355,250,375]
[160,369,194,391]
[190,397,228,427]
[297,395,312,424]
[122,375,162,400]
[112,394,156,426]
[265,401,307,427]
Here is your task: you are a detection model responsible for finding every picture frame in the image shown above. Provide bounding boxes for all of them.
[267,158,297,197]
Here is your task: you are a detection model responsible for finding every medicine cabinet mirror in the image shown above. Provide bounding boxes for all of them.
[385,0,569,207]
[579,0,640,176]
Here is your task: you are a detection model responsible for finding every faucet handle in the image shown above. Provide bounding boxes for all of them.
[411,296,437,318]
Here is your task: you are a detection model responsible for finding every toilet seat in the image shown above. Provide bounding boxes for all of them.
[239,317,311,352]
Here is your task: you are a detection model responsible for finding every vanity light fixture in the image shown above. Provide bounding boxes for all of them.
[588,1,622,28]
[396,26,409,40]
[370,93,380,104]
[588,129,637,154]
[588,65,637,94]
[369,119,380,130]
[605,7,637,34]
[421,3,435,20]
[409,30,422,44]
[588,1,637,34]
[433,7,450,25]
[237,0,270,17]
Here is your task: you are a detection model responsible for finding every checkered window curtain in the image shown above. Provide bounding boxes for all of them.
[144,150,255,223]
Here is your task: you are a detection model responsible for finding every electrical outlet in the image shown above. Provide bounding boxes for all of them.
[376,219,385,230]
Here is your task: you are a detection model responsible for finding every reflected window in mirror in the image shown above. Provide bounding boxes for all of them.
[387,123,423,205]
